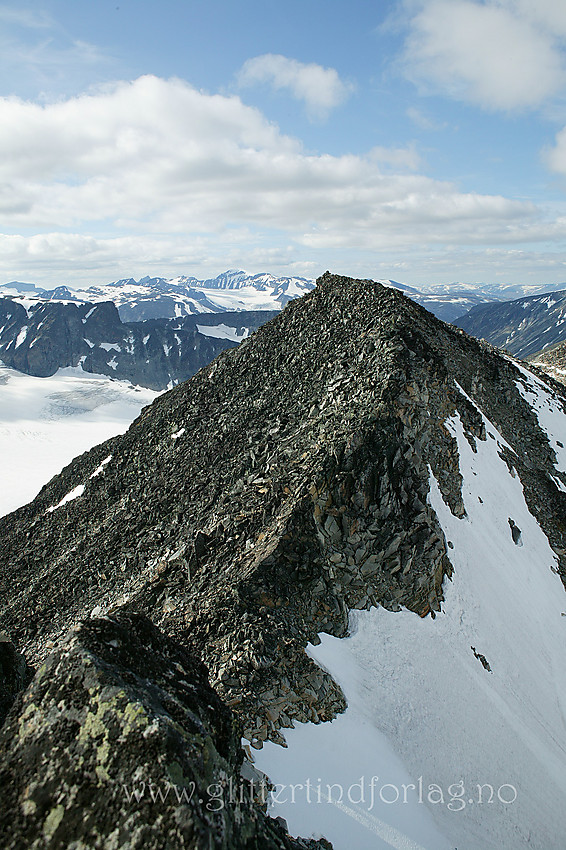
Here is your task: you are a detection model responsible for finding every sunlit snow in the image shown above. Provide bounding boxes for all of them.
[196,323,250,342]
[512,360,566,474]
[46,483,85,513]
[0,364,158,517]
[89,454,112,478]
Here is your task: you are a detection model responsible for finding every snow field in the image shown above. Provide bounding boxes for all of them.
[0,364,157,516]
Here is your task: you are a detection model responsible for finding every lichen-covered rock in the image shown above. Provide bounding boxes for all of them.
[0,612,328,849]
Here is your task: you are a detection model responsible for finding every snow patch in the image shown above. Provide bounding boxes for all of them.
[512,361,566,474]
[0,364,158,516]
[196,323,250,342]
[90,454,112,478]
[14,326,28,348]
[46,484,85,513]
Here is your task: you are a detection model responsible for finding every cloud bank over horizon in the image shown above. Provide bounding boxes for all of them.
[2,1,566,288]
[2,72,566,287]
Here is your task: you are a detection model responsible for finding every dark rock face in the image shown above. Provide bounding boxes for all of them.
[0,298,276,390]
[454,288,566,357]
[0,637,32,727]
[1,273,566,845]
[0,612,327,849]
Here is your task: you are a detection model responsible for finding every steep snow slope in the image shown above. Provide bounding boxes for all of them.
[0,364,158,517]
[255,371,566,850]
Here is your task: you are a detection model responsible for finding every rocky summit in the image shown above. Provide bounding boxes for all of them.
[1,272,566,848]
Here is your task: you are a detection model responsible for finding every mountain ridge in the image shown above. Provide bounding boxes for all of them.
[2,273,565,713]
[0,270,316,322]
[8,269,566,324]
[2,272,566,848]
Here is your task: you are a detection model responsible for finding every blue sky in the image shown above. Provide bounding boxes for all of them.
[2,0,566,288]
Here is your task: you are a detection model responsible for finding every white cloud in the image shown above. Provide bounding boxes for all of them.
[0,5,112,99]
[237,54,354,120]
[0,74,563,287]
[0,231,314,288]
[544,127,566,175]
[507,0,566,38]
[401,0,566,110]
[0,74,532,233]
[0,6,52,28]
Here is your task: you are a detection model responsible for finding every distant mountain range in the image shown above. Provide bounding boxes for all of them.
[0,271,315,322]
[454,289,566,357]
[5,270,566,324]
[4,272,566,390]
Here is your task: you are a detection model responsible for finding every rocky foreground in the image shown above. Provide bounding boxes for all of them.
[1,273,566,848]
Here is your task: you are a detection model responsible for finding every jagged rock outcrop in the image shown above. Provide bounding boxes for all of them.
[1,273,566,845]
[0,298,275,390]
[0,611,328,850]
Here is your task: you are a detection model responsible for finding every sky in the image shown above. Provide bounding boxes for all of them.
[2,1,566,288]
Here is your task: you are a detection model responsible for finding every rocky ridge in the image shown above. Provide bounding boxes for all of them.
[1,273,566,846]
